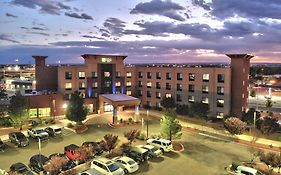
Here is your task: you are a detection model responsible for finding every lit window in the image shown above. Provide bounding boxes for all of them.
[116,72,121,78]
[126,81,132,87]
[189,73,195,81]
[126,90,132,95]
[202,85,209,93]
[188,95,195,103]
[156,92,161,99]
[216,112,224,119]
[217,86,224,95]
[217,99,224,107]
[202,97,209,104]
[126,72,132,78]
[115,81,121,87]
[92,72,97,78]
[92,82,98,88]
[104,72,110,77]
[78,72,85,79]
[65,83,72,90]
[203,74,209,82]
[147,81,152,88]
[165,93,172,98]
[79,82,86,89]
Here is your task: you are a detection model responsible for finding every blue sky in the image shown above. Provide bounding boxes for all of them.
[0,0,281,64]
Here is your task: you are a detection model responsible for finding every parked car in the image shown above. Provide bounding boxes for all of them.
[64,144,83,165]
[112,156,139,174]
[90,157,124,175]
[82,141,103,155]
[235,166,265,175]
[0,139,5,151]
[10,163,34,175]
[78,168,103,175]
[48,153,76,171]
[27,128,49,141]
[136,145,162,158]
[45,126,62,137]
[9,132,29,147]
[28,154,49,173]
[124,147,148,164]
[147,138,172,153]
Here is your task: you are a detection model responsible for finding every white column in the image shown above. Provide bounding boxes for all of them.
[134,105,140,122]
[113,106,118,124]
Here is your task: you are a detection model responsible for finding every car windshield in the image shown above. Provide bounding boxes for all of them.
[54,128,61,132]
[108,163,119,172]
[35,129,45,134]
[165,142,171,146]
[151,147,158,152]
[127,160,135,165]
[16,133,26,139]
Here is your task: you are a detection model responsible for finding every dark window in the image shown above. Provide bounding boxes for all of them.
[138,81,143,87]
[189,73,195,81]
[156,82,161,89]
[156,72,161,79]
[176,94,182,102]
[188,84,195,92]
[156,92,161,99]
[116,72,121,78]
[166,83,171,90]
[147,72,152,79]
[92,72,97,78]
[166,72,172,80]
[64,94,71,100]
[138,90,142,96]
[104,81,111,88]
[138,72,143,78]
[217,86,224,95]
[79,82,85,90]
[177,73,183,80]
[177,83,182,91]
[147,91,152,98]
[65,72,72,80]
[218,74,225,83]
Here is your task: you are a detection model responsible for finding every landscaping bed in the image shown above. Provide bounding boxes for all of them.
[172,141,184,152]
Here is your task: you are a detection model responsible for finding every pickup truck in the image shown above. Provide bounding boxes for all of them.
[27,128,49,141]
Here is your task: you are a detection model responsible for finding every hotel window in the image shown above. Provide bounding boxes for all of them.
[93,92,98,98]
[105,81,111,87]
[64,94,71,100]
[78,71,85,79]
[147,81,152,88]
[79,82,86,90]
[156,82,161,89]
[126,72,132,78]
[218,74,225,83]
[104,72,111,77]
[147,101,152,107]
[166,72,172,80]
[216,112,224,119]
[92,72,98,78]
[176,94,182,102]
[65,72,72,80]
[166,83,171,90]
[147,91,152,98]
[116,72,121,78]
[177,73,183,80]
[126,90,132,96]
[188,84,195,92]
[202,85,209,94]
[203,74,209,82]
[188,95,195,103]
[115,81,121,87]
[126,81,132,87]
[156,72,161,79]
[165,93,172,98]
[92,82,98,89]
[189,73,195,81]
[156,92,161,99]
[138,72,143,78]
[177,83,182,91]
[201,97,209,104]
[138,81,143,87]
[217,99,224,108]
[217,86,224,95]
[138,90,142,96]
[147,72,152,79]
[156,102,161,108]
[80,92,85,98]
[65,83,72,90]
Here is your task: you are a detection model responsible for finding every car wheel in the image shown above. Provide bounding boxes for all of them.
[124,169,129,174]
[160,148,164,153]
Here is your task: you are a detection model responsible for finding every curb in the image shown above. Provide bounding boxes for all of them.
[172,142,185,153]
[107,123,142,129]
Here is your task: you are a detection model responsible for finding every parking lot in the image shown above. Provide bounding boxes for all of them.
[0,120,254,175]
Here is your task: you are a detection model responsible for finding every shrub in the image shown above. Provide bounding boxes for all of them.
[119,118,123,123]
[224,117,247,135]
[0,117,12,127]
[67,122,74,128]
[137,132,146,140]
[128,118,133,123]
[231,162,241,171]
[150,133,162,139]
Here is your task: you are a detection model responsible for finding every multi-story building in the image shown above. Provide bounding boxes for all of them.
[26,54,253,121]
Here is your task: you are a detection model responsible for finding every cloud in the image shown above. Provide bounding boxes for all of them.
[131,0,186,21]
[6,13,18,18]
[27,32,50,36]
[10,0,71,15]
[65,12,93,20]
[31,27,47,31]
[102,17,126,36]
[82,35,104,40]
[192,0,211,10]
[0,34,20,43]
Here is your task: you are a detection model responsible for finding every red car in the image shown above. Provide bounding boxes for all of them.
[64,144,81,164]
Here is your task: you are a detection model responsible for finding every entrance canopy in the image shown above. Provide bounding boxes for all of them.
[99,94,141,107]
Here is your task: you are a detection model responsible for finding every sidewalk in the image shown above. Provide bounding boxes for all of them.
[138,110,281,150]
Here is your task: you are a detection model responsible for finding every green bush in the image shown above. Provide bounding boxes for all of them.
[150,133,162,139]
[137,132,146,140]
[119,118,123,123]
[67,122,74,128]
[231,162,241,171]
[128,118,133,123]
[0,117,12,127]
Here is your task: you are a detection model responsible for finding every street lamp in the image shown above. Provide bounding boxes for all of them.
[146,109,149,139]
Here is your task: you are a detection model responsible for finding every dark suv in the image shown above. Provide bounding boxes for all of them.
[9,132,29,147]
[28,154,49,173]
[82,141,103,155]
[124,147,148,164]
[10,163,34,175]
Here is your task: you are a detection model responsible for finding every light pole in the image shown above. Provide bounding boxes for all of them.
[146,109,149,139]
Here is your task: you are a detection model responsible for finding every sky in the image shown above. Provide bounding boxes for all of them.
[1,0,281,64]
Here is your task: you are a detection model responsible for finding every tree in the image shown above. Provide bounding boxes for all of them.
[242,108,260,125]
[65,91,88,125]
[160,109,182,141]
[265,99,273,112]
[249,89,256,98]
[99,134,118,153]
[189,102,209,118]
[259,151,280,174]
[43,156,69,175]
[224,117,247,135]
[124,129,140,145]
[176,104,189,116]
[8,91,29,130]
[258,117,279,135]
[142,103,151,110]
[75,144,95,162]
[160,96,176,109]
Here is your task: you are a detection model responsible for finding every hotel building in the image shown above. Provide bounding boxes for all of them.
[26,54,253,121]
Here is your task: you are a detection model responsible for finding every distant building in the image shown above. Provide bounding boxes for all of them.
[26,54,253,120]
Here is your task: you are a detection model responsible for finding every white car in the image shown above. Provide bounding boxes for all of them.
[0,169,7,175]
[235,166,265,175]
[91,157,124,175]
[112,156,139,174]
[78,168,103,175]
[27,128,49,141]
[147,138,173,153]
[137,145,162,158]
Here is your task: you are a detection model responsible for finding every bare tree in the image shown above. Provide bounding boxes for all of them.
[75,144,95,162]
[99,134,118,153]
[124,129,140,145]
[259,151,279,175]
[44,156,69,175]
[224,117,247,135]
